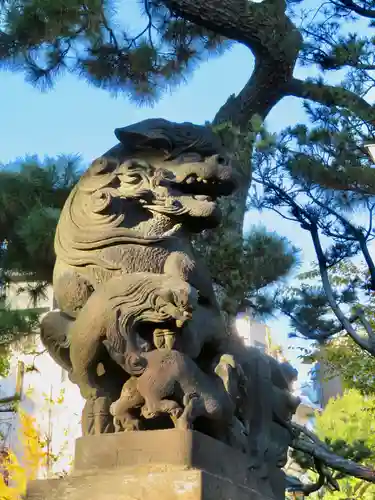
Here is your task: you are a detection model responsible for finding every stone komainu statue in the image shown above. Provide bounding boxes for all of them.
[40,118,299,499]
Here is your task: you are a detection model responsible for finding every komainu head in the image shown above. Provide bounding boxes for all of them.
[54,119,237,269]
[99,118,238,231]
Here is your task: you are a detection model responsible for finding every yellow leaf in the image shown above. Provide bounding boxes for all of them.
[0,410,45,499]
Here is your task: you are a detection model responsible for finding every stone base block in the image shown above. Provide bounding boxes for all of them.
[27,466,271,500]
[27,430,278,500]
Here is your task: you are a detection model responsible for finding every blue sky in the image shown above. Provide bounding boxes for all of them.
[0,18,323,377]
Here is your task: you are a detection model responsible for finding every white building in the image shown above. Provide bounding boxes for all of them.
[0,278,83,479]
[235,311,269,352]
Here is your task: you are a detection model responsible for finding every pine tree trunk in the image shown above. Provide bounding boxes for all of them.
[161,0,303,224]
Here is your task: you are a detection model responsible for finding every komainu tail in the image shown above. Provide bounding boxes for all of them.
[40,309,74,372]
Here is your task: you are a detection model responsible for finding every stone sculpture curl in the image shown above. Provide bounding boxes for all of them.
[66,272,198,399]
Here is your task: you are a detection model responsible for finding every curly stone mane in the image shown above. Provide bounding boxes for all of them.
[106,274,191,355]
[70,273,193,377]
[54,156,177,271]
[42,273,193,377]
[54,119,226,272]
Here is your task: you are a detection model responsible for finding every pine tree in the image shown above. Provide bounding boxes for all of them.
[245,86,375,490]
[0,156,82,372]
[250,98,375,357]
[0,155,81,281]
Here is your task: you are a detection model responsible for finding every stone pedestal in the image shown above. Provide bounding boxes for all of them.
[27,430,278,500]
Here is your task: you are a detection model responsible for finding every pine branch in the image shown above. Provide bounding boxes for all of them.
[158,0,302,127]
[356,308,375,350]
[254,174,375,346]
[287,78,375,125]
[281,308,350,341]
[159,0,299,61]
[332,0,375,19]
[309,223,375,354]
[307,193,375,289]
[358,237,375,291]
[290,421,375,483]
[300,459,337,495]
[160,0,375,131]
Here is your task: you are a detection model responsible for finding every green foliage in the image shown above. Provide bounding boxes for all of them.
[297,262,375,390]
[0,306,39,343]
[0,308,38,373]
[316,390,375,449]
[0,0,374,117]
[276,258,375,355]
[312,391,375,499]
[0,155,82,281]
[321,338,375,396]
[300,4,375,95]
[0,0,231,104]
[195,219,298,315]
[280,259,375,346]
[291,390,375,498]
[276,262,366,340]
[0,156,81,359]
[194,123,299,316]
[283,104,375,196]
[304,334,375,397]
[0,304,40,376]
[0,344,11,378]
[250,94,375,351]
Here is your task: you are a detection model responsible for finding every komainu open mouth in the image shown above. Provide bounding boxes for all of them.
[166,173,234,199]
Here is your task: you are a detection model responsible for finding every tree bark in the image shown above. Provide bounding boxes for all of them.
[336,0,375,19]
[289,422,375,484]
[310,224,375,354]
[160,0,375,127]
[293,436,375,483]
[213,59,293,128]
[160,0,302,127]
[287,78,375,124]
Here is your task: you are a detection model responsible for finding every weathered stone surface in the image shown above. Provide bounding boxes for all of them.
[27,431,275,500]
[37,119,300,500]
[40,119,240,440]
[27,467,270,500]
[74,430,255,487]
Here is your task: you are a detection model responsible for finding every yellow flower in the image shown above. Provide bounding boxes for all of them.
[0,411,45,499]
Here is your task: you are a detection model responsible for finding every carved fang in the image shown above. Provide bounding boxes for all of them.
[153,330,165,349]
[165,333,176,350]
